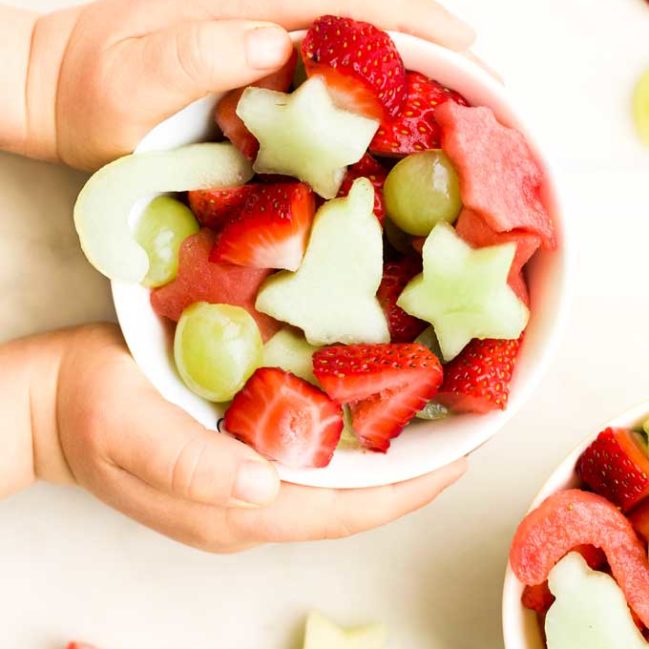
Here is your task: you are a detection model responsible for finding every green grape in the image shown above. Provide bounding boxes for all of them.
[416,401,449,421]
[633,69,649,147]
[337,406,361,449]
[415,326,444,361]
[384,150,461,236]
[174,303,263,402]
[135,196,199,288]
[383,215,413,255]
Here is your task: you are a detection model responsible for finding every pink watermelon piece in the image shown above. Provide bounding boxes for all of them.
[435,102,555,249]
[455,208,541,304]
[510,488,649,628]
[150,229,281,341]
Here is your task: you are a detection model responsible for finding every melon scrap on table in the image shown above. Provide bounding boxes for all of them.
[435,102,555,248]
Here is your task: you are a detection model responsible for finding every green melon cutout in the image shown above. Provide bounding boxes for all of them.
[236,76,380,199]
[302,611,386,649]
[256,178,389,346]
[262,328,320,385]
[545,552,648,649]
[74,143,254,283]
[397,223,529,361]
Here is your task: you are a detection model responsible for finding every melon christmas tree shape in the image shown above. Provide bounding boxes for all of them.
[74,143,253,282]
[397,223,529,361]
[256,178,389,346]
[545,553,648,649]
[302,611,386,649]
[236,76,380,199]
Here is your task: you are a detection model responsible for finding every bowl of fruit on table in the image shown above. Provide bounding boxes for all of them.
[503,401,649,649]
[74,15,566,488]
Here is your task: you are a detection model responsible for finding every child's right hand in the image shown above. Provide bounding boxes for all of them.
[8,324,465,552]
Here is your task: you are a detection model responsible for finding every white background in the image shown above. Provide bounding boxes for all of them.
[0,0,647,647]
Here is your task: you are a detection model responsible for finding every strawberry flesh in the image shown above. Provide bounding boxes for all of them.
[215,49,298,159]
[377,257,427,342]
[224,367,343,468]
[436,337,522,414]
[576,427,649,512]
[370,71,469,156]
[209,182,315,271]
[301,15,406,120]
[338,153,387,222]
[187,185,255,230]
[313,343,443,452]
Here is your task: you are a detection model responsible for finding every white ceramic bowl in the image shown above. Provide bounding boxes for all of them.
[112,31,568,489]
[501,400,649,649]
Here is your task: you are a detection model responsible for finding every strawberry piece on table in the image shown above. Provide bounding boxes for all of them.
[436,337,522,414]
[313,343,443,452]
[224,367,343,468]
[187,185,255,230]
[377,257,427,342]
[338,153,387,222]
[576,427,649,512]
[370,71,469,156]
[455,208,541,304]
[509,488,649,628]
[215,49,298,159]
[209,182,315,271]
[301,15,406,120]
[435,102,555,248]
[150,229,280,340]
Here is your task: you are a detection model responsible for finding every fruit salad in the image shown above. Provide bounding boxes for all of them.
[74,15,557,469]
[509,424,649,648]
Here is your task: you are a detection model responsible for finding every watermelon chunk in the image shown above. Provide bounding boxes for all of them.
[509,488,649,628]
[435,102,555,248]
[150,229,280,340]
[455,208,541,304]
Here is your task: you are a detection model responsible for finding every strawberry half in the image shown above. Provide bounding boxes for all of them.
[313,343,443,452]
[215,49,298,159]
[436,337,522,414]
[188,185,255,230]
[224,368,343,468]
[377,257,427,342]
[301,15,406,120]
[370,71,469,156]
[338,153,387,222]
[209,182,315,271]
[576,428,649,512]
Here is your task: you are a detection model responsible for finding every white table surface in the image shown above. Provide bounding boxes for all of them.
[0,1,647,647]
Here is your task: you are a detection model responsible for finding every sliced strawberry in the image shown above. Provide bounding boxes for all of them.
[224,368,343,468]
[301,15,406,120]
[209,182,315,271]
[215,49,298,159]
[576,427,649,512]
[313,343,443,452]
[455,208,541,305]
[370,71,469,156]
[187,185,255,230]
[338,153,387,222]
[377,257,427,342]
[436,337,522,414]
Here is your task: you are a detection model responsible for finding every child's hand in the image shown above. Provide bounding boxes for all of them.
[22,0,474,169]
[8,324,465,552]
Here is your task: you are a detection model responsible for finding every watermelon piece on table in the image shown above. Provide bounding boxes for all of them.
[455,208,541,304]
[150,229,280,340]
[435,102,555,249]
[509,488,649,628]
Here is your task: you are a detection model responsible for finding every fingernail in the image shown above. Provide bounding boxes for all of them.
[233,460,279,506]
[246,26,290,70]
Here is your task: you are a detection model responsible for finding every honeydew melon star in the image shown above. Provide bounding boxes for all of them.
[397,223,529,361]
[302,611,387,649]
[236,76,380,199]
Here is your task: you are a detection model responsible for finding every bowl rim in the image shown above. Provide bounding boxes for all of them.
[501,399,649,649]
[111,29,572,489]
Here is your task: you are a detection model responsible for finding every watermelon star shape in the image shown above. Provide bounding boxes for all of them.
[302,611,386,649]
[397,223,529,361]
[236,76,380,199]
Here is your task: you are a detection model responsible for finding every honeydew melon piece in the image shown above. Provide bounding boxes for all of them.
[256,178,389,346]
[303,611,386,649]
[634,69,649,147]
[74,143,253,282]
[545,552,648,649]
[236,77,379,199]
[262,328,319,384]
